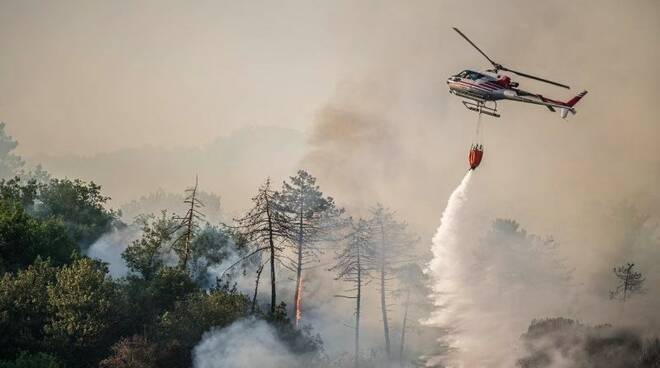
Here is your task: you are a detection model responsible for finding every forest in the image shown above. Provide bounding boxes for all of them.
[1,119,659,368]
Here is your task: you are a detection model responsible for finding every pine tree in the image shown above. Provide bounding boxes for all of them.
[275,170,343,327]
[0,122,24,179]
[331,218,373,368]
[366,204,418,358]
[610,262,645,302]
[232,178,291,313]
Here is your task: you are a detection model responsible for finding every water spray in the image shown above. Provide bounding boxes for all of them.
[425,170,473,366]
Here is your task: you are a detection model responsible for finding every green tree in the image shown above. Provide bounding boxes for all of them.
[122,213,175,281]
[0,123,24,179]
[45,258,118,367]
[189,224,241,286]
[275,170,343,327]
[0,200,77,273]
[118,266,197,341]
[157,286,249,367]
[0,260,57,357]
[36,178,119,248]
[0,352,61,368]
[99,335,157,368]
[0,177,39,209]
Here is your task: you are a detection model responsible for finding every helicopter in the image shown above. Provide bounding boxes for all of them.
[448,27,587,118]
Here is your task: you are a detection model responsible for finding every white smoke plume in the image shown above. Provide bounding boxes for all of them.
[85,227,138,278]
[192,317,302,368]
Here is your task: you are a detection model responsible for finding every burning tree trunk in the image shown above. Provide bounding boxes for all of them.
[331,219,372,368]
[275,170,343,327]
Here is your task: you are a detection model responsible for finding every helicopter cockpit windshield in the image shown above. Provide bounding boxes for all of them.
[466,71,484,80]
[454,70,484,80]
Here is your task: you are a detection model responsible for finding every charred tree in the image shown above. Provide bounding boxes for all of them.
[232,178,290,313]
[275,170,343,327]
[251,262,266,313]
[173,176,205,269]
[331,218,373,368]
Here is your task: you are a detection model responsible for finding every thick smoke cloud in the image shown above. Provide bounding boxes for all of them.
[192,318,301,368]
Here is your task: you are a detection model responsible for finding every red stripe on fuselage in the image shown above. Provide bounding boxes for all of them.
[454,82,492,93]
[454,80,501,93]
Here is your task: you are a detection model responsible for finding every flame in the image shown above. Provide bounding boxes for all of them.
[295,274,303,327]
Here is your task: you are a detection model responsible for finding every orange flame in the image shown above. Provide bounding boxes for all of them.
[295,275,303,327]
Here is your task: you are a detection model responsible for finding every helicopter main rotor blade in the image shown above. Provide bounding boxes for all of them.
[500,66,571,89]
[452,27,500,69]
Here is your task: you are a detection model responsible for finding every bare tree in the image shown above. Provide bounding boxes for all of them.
[172,176,205,269]
[232,178,291,313]
[366,204,418,358]
[610,262,645,302]
[275,170,344,327]
[331,218,373,368]
[251,261,266,313]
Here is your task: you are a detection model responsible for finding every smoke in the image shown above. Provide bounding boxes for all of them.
[192,318,302,368]
[85,226,139,278]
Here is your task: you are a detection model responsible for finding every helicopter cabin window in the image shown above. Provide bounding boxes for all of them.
[466,71,483,80]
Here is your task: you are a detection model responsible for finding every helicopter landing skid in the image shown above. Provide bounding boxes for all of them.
[462,100,500,118]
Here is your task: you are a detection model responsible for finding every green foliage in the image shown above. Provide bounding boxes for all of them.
[0,200,77,273]
[0,123,24,179]
[0,260,57,357]
[99,335,157,368]
[157,286,249,367]
[0,177,39,209]
[45,258,118,367]
[118,266,198,339]
[189,224,239,285]
[0,352,61,368]
[122,213,175,280]
[36,178,119,248]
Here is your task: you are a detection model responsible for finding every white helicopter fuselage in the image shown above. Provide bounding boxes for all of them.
[446,70,512,102]
[446,69,586,118]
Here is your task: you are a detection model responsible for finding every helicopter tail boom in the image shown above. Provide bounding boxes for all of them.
[564,90,588,107]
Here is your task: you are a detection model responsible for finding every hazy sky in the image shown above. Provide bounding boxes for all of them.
[2,0,658,157]
[1,1,350,155]
[2,0,659,228]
